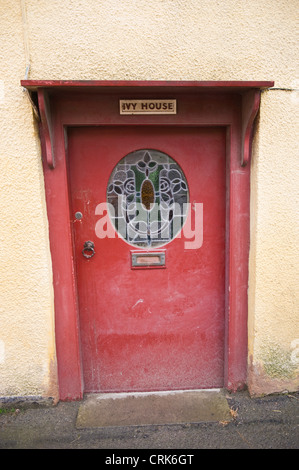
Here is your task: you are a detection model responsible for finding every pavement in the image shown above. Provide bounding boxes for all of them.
[0,389,298,450]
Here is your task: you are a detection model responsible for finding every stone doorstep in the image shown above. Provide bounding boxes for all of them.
[76,389,232,428]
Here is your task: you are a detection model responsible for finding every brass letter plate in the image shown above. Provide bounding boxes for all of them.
[131,251,166,269]
[120,100,176,115]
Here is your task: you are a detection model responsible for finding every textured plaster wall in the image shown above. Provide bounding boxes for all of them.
[248,89,299,394]
[23,0,298,86]
[0,0,298,398]
[0,1,57,399]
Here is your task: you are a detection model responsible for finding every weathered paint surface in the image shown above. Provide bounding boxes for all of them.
[0,0,298,398]
[69,125,226,392]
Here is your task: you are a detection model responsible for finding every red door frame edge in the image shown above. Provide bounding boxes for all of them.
[22,81,274,400]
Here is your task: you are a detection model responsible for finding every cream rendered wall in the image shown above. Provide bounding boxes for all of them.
[248,89,299,394]
[0,2,57,400]
[0,0,298,398]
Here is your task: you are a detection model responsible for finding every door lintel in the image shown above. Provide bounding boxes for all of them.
[21,80,273,169]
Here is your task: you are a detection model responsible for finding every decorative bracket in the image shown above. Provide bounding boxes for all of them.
[37,89,55,169]
[241,89,261,166]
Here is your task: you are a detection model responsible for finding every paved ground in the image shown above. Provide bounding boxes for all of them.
[0,390,298,450]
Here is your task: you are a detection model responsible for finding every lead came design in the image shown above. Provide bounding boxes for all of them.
[107,149,189,248]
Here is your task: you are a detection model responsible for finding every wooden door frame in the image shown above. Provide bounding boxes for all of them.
[21,80,274,400]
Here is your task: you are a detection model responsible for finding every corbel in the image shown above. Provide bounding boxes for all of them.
[37,88,55,169]
[241,89,261,166]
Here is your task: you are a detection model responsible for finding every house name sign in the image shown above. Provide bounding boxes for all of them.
[120,99,177,115]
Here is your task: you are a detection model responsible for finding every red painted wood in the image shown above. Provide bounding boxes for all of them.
[22,79,274,91]
[38,89,55,168]
[31,83,269,167]
[225,125,251,390]
[241,90,261,166]
[27,85,259,399]
[68,126,226,392]
[39,115,84,400]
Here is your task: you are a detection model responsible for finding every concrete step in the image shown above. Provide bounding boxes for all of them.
[76,389,232,428]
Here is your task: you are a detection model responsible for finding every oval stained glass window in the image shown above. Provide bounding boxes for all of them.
[107,149,189,248]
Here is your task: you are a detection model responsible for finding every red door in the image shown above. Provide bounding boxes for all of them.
[68,126,226,393]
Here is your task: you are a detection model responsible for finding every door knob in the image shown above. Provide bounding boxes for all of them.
[82,241,95,259]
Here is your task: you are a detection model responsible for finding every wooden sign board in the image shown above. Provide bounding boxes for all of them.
[120,99,177,115]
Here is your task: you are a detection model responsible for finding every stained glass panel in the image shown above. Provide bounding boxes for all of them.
[107,149,189,248]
